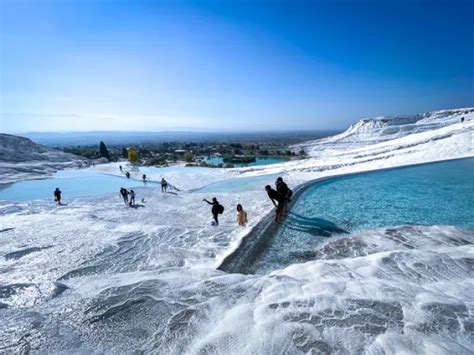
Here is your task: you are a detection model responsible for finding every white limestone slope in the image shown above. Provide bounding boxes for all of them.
[0,107,473,354]
[235,108,473,186]
[0,133,88,184]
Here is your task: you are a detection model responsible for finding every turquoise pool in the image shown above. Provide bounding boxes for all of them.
[201,156,288,167]
[0,169,159,202]
[198,174,280,193]
[250,158,474,274]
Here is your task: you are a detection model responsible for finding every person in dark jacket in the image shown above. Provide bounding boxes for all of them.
[203,197,221,225]
[275,177,292,201]
[129,190,136,206]
[54,188,62,205]
[120,188,129,205]
[265,185,287,223]
[161,178,168,193]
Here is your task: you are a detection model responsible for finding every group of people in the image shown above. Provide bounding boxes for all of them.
[117,177,170,207]
[266,176,293,223]
[53,168,292,227]
[119,165,131,179]
[119,187,136,206]
[202,176,292,227]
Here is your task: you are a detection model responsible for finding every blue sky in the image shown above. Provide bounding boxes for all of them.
[1,0,473,133]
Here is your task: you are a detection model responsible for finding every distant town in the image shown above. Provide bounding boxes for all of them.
[56,131,336,167]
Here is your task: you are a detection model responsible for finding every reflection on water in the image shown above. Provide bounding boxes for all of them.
[201,156,288,167]
[0,169,159,201]
[248,158,474,274]
[197,173,280,193]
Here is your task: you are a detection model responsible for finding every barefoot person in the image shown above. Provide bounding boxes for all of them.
[203,197,223,226]
[161,178,168,193]
[120,187,129,206]
[275,177,292,201]
[275,177,293,212]
[54,188,62,205]
[265,185,287,223]
[236,204,248,226]
[129,189,136,206]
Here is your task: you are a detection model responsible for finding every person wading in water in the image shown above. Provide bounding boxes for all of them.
[265,185,287,223]
[236,204,248,226]
[275,177,293,213]
[54,188,62,205]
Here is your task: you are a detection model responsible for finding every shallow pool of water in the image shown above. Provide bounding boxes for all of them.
[249,158,474,274]
[197,173,280,193]
[201,156,288,167]
[0,169,159,202]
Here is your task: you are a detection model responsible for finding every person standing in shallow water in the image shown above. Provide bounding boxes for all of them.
[265,185,287,223]
[203,197,222,226]
[54,188,62,205]
[275,177,293,213]
[275,177,292,202]
[236,204,248,226]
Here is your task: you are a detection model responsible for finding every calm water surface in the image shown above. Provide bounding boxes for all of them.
[0,169,159,202]
[251,158,474,274]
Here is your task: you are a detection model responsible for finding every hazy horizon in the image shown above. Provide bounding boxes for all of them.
[1,0,473,133]
[13,129,342,147]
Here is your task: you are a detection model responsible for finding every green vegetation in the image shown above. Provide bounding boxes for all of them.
[128,148,139,163]
[183,151,194,162]
[99,141,110,160]
[58,134,311,166]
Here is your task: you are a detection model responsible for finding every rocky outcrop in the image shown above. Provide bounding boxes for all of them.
[0,134,88,184]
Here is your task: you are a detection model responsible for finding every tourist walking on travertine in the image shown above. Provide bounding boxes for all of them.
[129,190,136,206]
[54,188,62,205]
[161,178,168,193]
[203,197,224,226]
[236,204,248,226]
[120,187,129,205]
